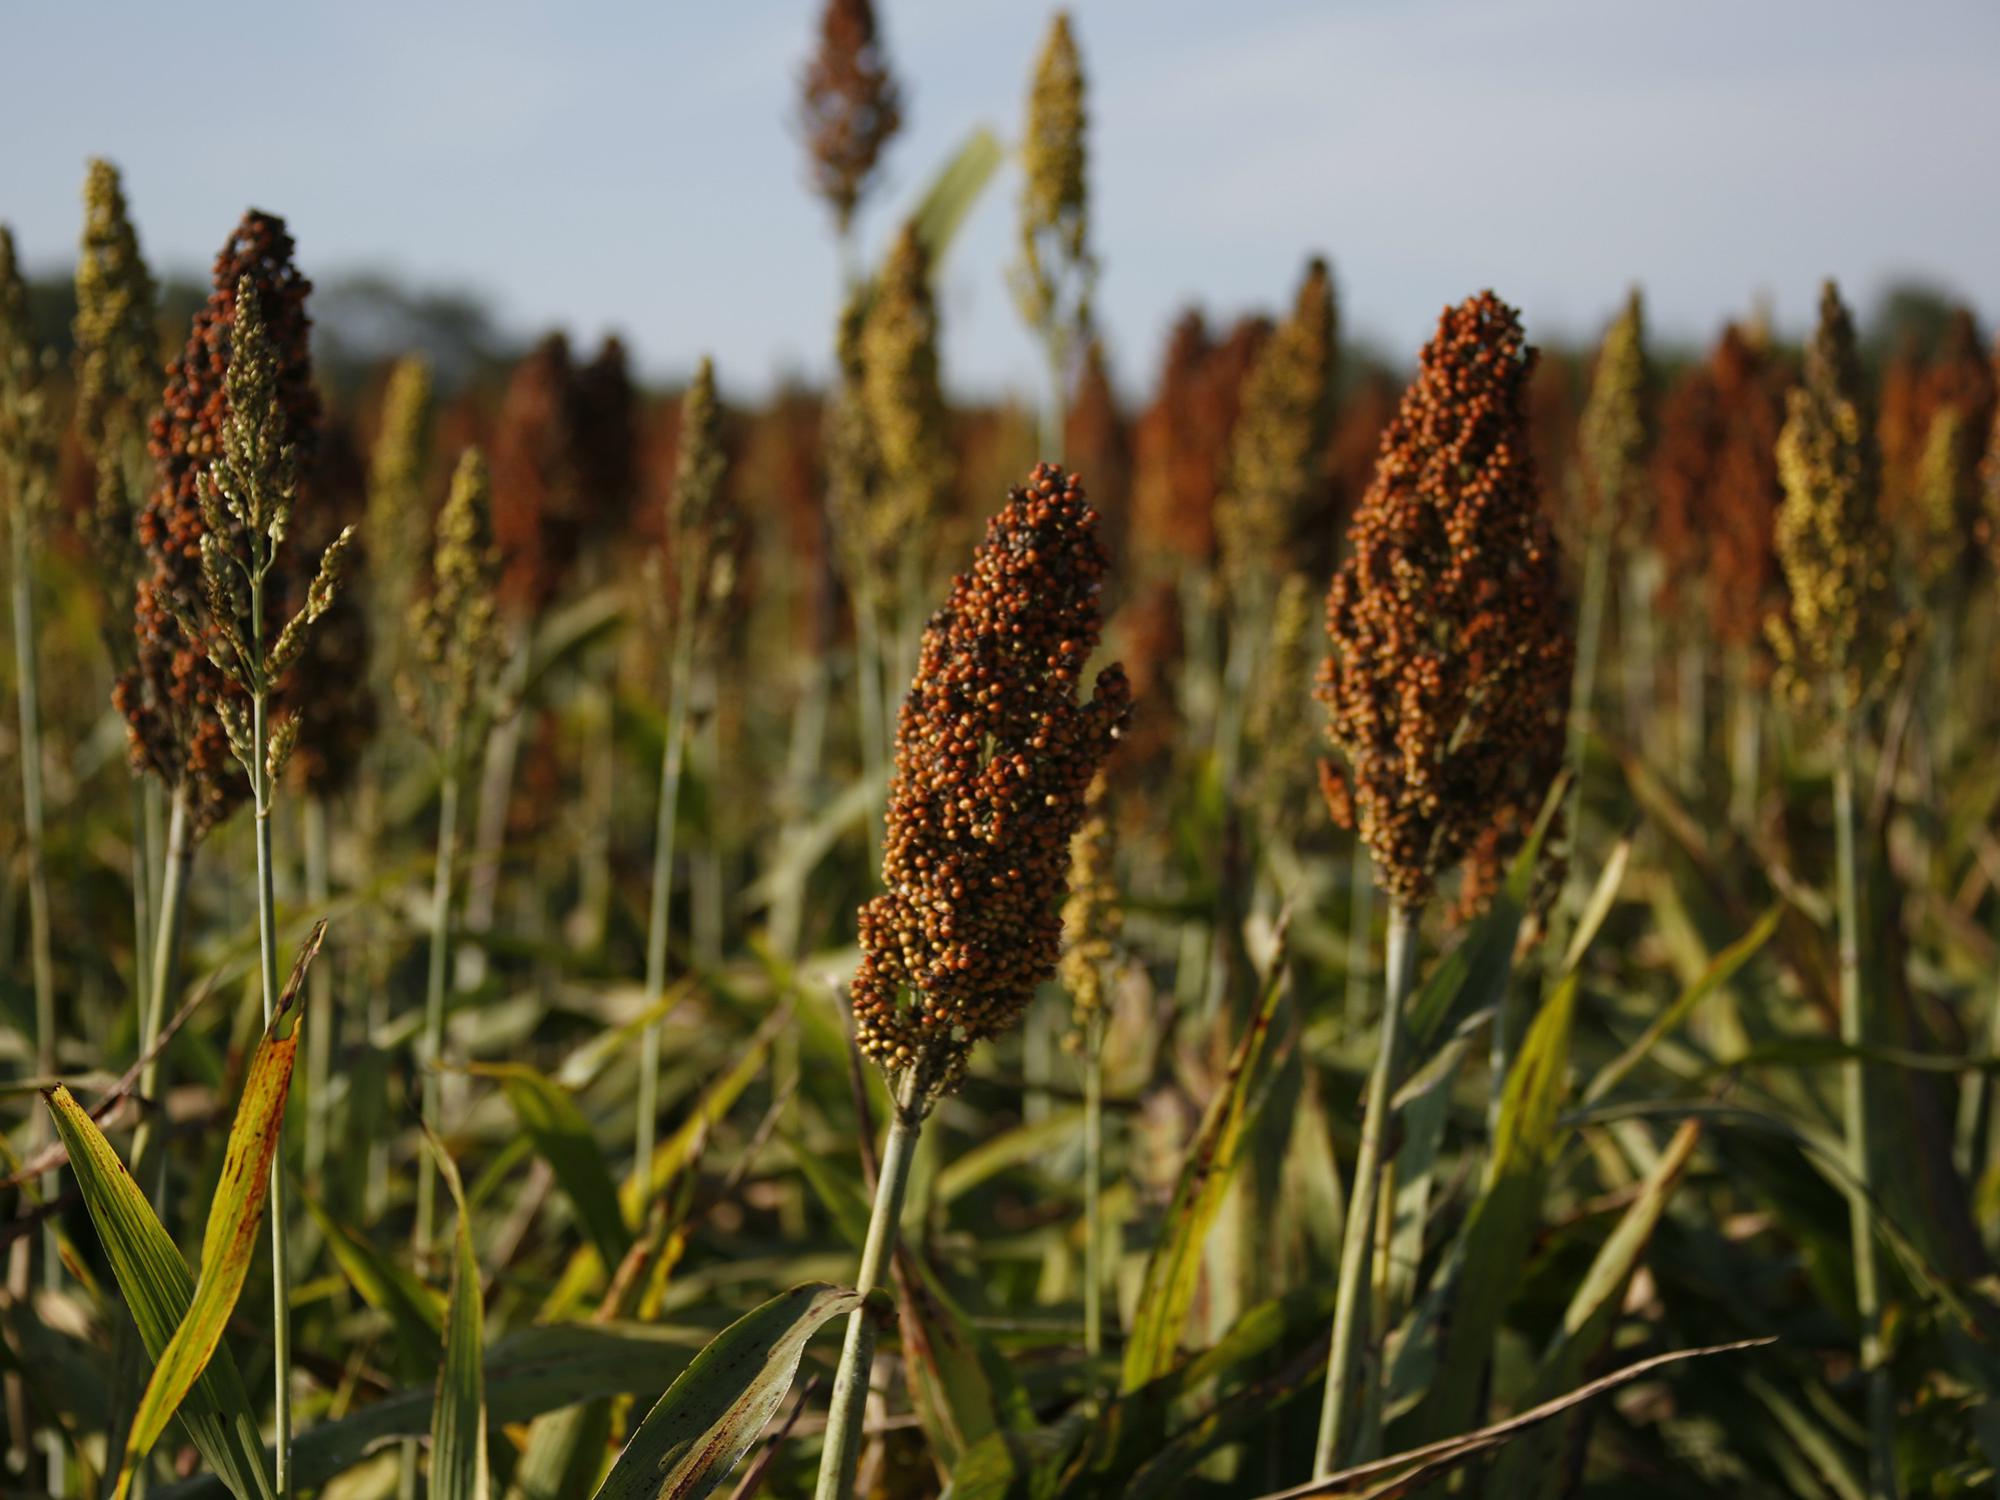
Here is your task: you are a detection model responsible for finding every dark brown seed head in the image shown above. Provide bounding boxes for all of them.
[118,210,318,836]
[798,0,903,237]
[1316,291,1573,913]
[851,463,1132,1105]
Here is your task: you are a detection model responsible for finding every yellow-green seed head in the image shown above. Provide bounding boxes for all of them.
[1012,10,1096,365]
[0,225,59,531]
[1578,288,1651,528]
[667,355,738,632]
[1768,281,1901,719]
[1914,406,1967,595]
[1060,770,1121,1035]
[410,446,500,757]
[73,159,161,595]
[1217,257,1337,595]
[861,224,949,551]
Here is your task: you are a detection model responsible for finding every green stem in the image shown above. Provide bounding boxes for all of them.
[637,615,696,1174]
[1343,843,1375,1031]
[301,796,333,1187]
[132,778,156,1058]
[12,470,62,1495]
[250,687,293,1498]
[1833,737,1895,1499]
[1313,903,1417,1478]
[132,788,193,1180]
[1083,1010,1105,1362]
[692,668,723,971]
[1562,511,1613,930]
[814,1079,923,1500]
[415,765,462,1267]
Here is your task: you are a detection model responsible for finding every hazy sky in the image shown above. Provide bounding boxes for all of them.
[8,0,1998,399]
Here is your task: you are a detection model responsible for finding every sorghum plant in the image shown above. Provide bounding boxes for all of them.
[1312,290,1572,1474]
[117,212,321,1197]
[179,270,354,1494]
[1216,256,1337,606]
[637,358,736,1169]
[817,463,1130,1500]
[1572,288,1652,767]
[403,447,500,1261]
[1769,280,1900,1500]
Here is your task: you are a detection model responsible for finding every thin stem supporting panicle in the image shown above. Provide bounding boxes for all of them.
[1314,905,1416,1475]
[1833,739,1894,1500]
[814,1078,922,1500]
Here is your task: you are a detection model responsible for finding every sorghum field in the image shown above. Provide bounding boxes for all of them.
[4,5,1999,1498]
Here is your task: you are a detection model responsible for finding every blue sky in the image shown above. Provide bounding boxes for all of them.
[8,0,1998,399]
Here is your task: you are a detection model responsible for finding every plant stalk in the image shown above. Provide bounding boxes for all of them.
[814,1078,923,1500]
[249,683,293,1497]
[1833,735,1894,1500]
[301,795,333,1186]
[637,605,697,1173]
[1083,1009,1105,1361]
[415,764,462,1266]
[1313,902,1418,1478]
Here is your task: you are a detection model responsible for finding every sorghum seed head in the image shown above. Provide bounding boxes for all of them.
[1317,291,1574,913]
[365,355,434,692]
[408,446,500,760]
[492,332,584,614]
[851,463,1132,1105]
[1060,770,1121,1036]
[73,160,161,620]
[1768,280,1902,720]
[798,0,903,237]
[0,225,59,532]
[1217,255,1337,597]
[1012,10,1096,360]
[118,211,318,836]
[860,223,949,556]
[1578,288,1651,529]
[666,356,739,632]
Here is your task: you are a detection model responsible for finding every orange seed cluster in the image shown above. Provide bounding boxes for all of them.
[850,463,1131,1102]
[1317,291,1573,912]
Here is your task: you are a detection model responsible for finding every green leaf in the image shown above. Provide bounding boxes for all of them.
[1407,971,1580,1443]
[590,1282,861,1500]
[303,1190,444,1373]
[428,1133,490,1500]
[155,1322,724,1499]
[1407,780,1561,1051]
[41,1087,276,1500]
[934,1108,1084,1206]
[1488,1118,1702,1497]
[1582,904,1782,1106]
[474,1062,632,1272]
[542,1013,775,1320]
[101,922,319,1500]
[1120,949,1289,1395]
[909,127,1005,271]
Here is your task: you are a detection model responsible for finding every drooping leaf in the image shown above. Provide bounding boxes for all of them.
[303,1189,445,1371]
[590,1283,861,1500]
[475,1061,632,1272]
[1488,1118,1703,1496]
